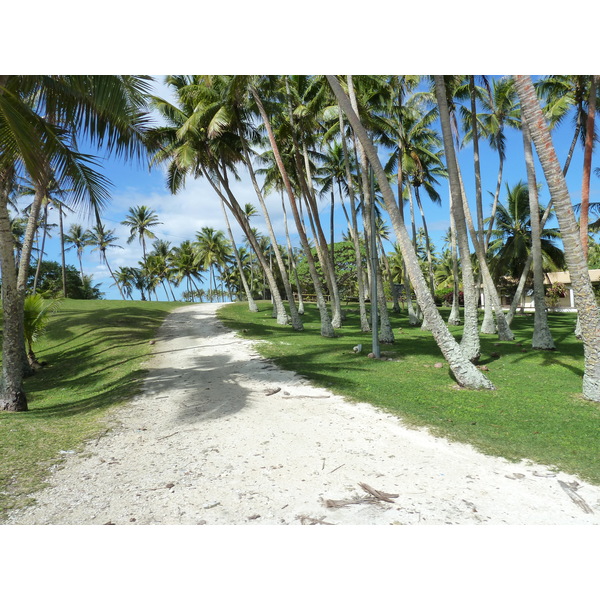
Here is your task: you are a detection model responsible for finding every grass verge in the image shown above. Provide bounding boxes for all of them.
[0,298,183,519]
[218,301,600,485]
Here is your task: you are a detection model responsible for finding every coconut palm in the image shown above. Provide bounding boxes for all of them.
[64,223,93,283]
[328,75,494,390]
[487,182,565,280]
[121,205,162,262]
[148,75,292,324]
[170,240,204,298]
[88,224,126,300]
[0,74,152,411]
[515,75,600,401]
[195,226,232,302]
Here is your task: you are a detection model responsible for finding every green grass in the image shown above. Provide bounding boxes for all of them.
[218,301,600,485]
[0,298,184,519]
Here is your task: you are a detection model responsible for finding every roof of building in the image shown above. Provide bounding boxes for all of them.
[544,269,600,285]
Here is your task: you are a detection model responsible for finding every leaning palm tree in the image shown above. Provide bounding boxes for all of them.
[121,205,162,262]
[514,75,600,402]
[328,74,494,390]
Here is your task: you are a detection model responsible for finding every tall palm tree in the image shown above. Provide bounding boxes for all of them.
[515,75,600,402]
[195,226,232,302]
[487,182,564,280]
[0,74,152,411]
[64,223,93,284]
[328,75,494,390]
[170,240,204,298]
[88,224,126,300]
[121,205,162,262]
[249,78,335,337]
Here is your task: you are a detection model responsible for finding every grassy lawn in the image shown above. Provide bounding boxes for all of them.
[218,301,600,485]
[0,298,184,519]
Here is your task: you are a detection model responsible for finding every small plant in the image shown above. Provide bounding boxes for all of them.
[545,283,567,308]
[23,294,63,369]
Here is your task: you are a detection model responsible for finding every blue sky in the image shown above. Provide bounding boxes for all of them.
[20,75,598,301]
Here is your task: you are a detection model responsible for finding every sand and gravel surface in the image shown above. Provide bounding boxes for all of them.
[6,302,600,526]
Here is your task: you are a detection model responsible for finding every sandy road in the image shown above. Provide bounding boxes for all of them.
[6,303,600,525]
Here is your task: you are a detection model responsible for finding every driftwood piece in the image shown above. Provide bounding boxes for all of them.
[324,482,399,509]
[558,480,594,514]
[359,482,399,503]
[297,514,335,525]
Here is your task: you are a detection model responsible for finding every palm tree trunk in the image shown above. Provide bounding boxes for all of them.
[458,170,514,341]
[250,86,334,337]
[328,75,494,390]
[58,204,67,297]
[239,136,302,328]
[522,121,555,349]
[339,108,370,332]
[580,76,597,258]
[33,201,49,293]
[103,250,126,300]
[219,197,258,313]
[207,163,290,326]
[406,187,422,325]
[347,77,394,343]
[515,75,600,402]
[433,76,482,362]
[448,185,462,326]
[0,185,28,411]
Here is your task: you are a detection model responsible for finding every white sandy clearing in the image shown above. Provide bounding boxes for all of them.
[6,303,600,526]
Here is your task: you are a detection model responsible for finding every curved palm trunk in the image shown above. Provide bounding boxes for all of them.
[458,164,514,342]
[280,191,305,315]
[207,164,290,326]
[329,75,493,390]
[283,80,342,329]
[251,86,334,337]
[219,198,258,313]
[515,75,600,402]
[339,109,370,332]
[433,77,482,362]
[347,77,394,343]
[104,253,126,300]
[506,123,577,326]
[240,137,302,329]
[522,121,555,349]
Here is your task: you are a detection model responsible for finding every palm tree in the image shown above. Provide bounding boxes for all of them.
[112,266,135,300]
[0,74,152,411]
[23,294,62,369]
[515,75,600,402]
[121,205,162,262]
[170,240,204,298]
[195,227,232,302]
[328,75,494,390]
[521,122,556,350]
[88,224,126,300]
[487,182,565,280]
[148,75,292,324]
[64,223,92,285]
[249,78,335,337]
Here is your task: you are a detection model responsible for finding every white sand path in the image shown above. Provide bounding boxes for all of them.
[6,303,600,525]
